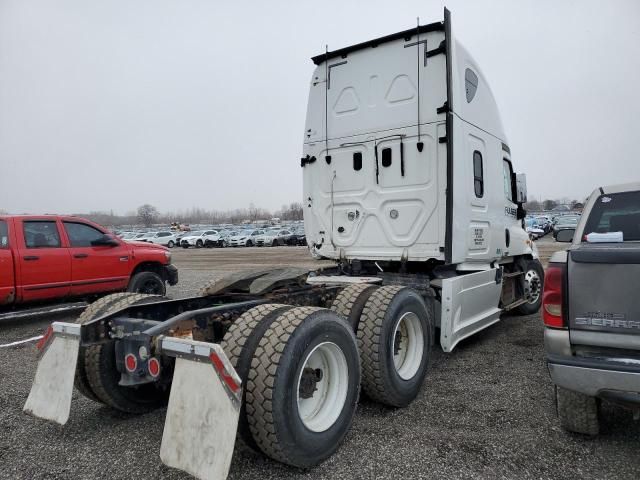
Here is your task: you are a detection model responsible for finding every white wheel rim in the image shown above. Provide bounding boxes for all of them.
[392,312,424,380]
[296,342,349,433]
[524,269,542,304]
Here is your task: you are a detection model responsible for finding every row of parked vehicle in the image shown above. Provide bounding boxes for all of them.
[118,226,307,249]
[525,213,581,241]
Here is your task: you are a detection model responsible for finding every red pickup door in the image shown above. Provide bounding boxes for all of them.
[0,215,178,306]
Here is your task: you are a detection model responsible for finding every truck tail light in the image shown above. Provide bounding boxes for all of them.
[124,353,138,373]
[542,263,566,328]
[148,357,161,378]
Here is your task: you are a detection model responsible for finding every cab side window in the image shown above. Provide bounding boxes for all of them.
[64,222,104,247]
[473,151,484,198]
[503,160,514,202]
[24,221,62,248]
[0,220,8,248]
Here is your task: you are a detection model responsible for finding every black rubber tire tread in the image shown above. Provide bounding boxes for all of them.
[245,306,360,467]
[127,271,166,296]
[246,307,320,463]
[556,386,600,435]
[330,283,379,331]
[515,259,545,316]
[219,303,293,450]
[357,285,431,407]
[74,292,143,403]
[84,293,167,413]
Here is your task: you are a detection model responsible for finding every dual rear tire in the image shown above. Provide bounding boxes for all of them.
[222,305,360,468]
[332,284,432,407]
[221,285,433,467]
[74,293,170,413]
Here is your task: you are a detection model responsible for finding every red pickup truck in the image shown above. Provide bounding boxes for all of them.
[0,215,178,306]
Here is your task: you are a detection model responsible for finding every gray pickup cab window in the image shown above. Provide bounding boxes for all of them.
[583,191,640,241]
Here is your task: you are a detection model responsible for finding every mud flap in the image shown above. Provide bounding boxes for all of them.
[23,322,81,425]
[159,337,242,480]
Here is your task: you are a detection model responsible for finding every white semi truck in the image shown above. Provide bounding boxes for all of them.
[24,9,542,480]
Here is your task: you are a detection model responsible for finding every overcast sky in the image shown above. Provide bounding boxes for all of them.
[1,0,639,215]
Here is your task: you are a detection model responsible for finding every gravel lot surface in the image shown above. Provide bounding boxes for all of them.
[1,238,639,479]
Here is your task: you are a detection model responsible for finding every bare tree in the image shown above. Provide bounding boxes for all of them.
[137,204,159,227]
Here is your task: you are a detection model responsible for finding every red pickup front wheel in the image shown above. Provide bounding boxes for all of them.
[127,271,166,296]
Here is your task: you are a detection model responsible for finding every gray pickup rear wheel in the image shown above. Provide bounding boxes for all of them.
[556,386,600,435]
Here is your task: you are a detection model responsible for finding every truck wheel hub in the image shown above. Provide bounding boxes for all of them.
[296,342,349,432]
[524,270,541,304]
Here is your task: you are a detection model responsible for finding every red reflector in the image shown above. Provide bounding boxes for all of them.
[543,264,566,328]
[209,352,240,394]
[36,326,54,351]
[148,357,160,377]
[125,353,138,373]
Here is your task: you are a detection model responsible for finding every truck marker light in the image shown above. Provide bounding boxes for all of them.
[148,357,161,378]
[209,352,240,394]
[124,353,138,373]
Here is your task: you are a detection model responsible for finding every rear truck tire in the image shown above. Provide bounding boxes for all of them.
[220,304,294,450]
[330,283,379,332]
[515,259,544,316]
[74,292,144,403]
[555,386,600,435]
[75,293,167,413]
[357,286,431,407]
[245,307,360,468]
[127,271,166,296]
[196,239,203,248]
[272,239,278,247]
[167,240,175,248]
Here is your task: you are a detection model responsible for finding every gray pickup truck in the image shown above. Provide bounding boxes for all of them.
[544,182,640,435]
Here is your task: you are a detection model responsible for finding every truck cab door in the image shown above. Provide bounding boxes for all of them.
[62,221,130,296]
[0,219,15,305]
[16,219,72,302]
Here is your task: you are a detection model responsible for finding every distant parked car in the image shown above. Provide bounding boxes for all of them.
[180,230,220,248]
[553,216,580,240]
[525,218,545,240]
[126,232,150,242]
[227,229,264,247]
[287,228,307,246]
[146,231,179,248]
[205,230,233,248]
[255,228,293,247]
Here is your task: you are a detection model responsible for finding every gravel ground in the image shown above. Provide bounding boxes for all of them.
[1,239,639,479]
